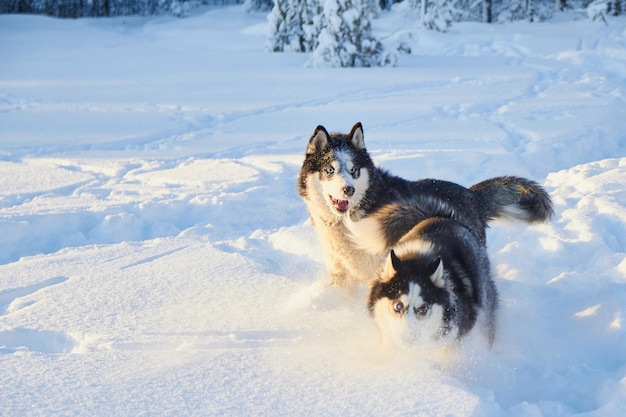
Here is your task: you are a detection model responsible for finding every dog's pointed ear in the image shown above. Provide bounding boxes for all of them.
[430,257,445,288]
[307,125,330,155]
[367,280,382,316]
[349,122,365,150]
[390,249,402,271]
[380,250,400,281]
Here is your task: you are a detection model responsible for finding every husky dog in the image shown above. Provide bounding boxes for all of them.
[368,217,498,347]
[297,122,553,287]
[298,123,383,286]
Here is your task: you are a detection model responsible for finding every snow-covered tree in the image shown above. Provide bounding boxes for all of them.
[267,0,322,52]
[308,0,391,67]
[419,0,458,31]
[267,0,291,51]
[588,0,625,18]
[412,0,491,30]
[586,0,611,22]
[301,0,324,51]
[0,0,232,17]
[496,0,554,22]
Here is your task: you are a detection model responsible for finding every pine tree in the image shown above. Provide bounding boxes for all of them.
[413,0,473,31]
[420,0,457,31]
[586,0,611,22]
[1,0,191,17]
[286,0,307,51]
[496,0,553,22]
[309,0,390,67]
[498,0,527,22]
[267,0,290,51]
[302,0,324,52]
[267,0,321,52]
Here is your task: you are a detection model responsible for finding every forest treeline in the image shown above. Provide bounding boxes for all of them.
[1,0,623,20]
[2,0,622,67]
[0,0,240,17]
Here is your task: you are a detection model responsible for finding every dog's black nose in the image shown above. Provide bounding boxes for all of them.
[343,186,355,197]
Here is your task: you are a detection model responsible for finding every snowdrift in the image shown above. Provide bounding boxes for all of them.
[1,6,625,417]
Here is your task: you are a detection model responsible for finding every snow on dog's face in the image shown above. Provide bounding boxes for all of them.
[368,248,455,347]
[298,123,371,218]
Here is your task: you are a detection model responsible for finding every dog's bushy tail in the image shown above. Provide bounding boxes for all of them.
[470,176,554,224]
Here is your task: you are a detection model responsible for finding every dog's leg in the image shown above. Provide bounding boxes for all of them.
[329,263,350,286]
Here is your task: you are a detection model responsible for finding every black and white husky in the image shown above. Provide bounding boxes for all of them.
[368,217,498,347]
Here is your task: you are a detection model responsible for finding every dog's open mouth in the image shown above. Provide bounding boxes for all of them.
[329,195,349,213]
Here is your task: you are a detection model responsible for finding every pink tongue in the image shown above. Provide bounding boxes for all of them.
[336,200,349,212]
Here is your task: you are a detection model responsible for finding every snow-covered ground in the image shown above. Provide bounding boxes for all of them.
[1,5,625,416]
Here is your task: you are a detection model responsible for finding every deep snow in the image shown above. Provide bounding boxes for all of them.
[1,5,625,416]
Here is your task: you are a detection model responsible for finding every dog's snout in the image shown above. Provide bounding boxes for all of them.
[343,186,355,197]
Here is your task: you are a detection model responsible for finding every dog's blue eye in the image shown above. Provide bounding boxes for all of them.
[393,300,404,314]
[414,304,430,317]
[326,167,334,175]
[350,166,360,178]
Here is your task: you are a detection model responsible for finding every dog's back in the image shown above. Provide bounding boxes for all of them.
[348,175,553,256]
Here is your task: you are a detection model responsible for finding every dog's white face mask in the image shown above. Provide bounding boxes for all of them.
[371,256,451,348]
[318,149,370,216]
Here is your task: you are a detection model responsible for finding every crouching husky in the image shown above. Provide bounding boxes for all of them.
[368,217,498,348]
[297,122,553,287]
